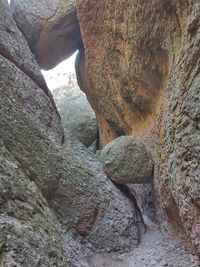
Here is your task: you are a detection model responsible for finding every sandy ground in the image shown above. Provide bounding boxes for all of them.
[88,217,200,267]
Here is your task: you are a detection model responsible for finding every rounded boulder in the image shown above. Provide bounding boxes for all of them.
[98,136,154,184]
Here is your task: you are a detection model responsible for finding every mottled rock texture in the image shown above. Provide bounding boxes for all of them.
[129,183,156,223]
[0,55,140,251]
[0,1,142,262]
[11,0,82,69]
[6,0,200,261]
[0,0,53,101]
[76,0,200,256]
[0,140,89,267]
[98,136,153,184]
[52,83,97,147]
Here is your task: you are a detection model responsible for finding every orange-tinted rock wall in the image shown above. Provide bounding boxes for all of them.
[76,0,200,255]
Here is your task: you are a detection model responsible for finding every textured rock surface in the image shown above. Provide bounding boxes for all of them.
[0,56,141,251]
[11,0,82,69]
[98,136,153,184]
[52,82,97,147]
[129,183,156,223]
[0,0,142,258]
[3,0,200,263]
[89,224,200,267]
[0,140,89,267]
[0,0,54,102]
[77,0,200,256]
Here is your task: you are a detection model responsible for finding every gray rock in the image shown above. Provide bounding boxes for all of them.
[0,56,141,251]
[0,140,89,267]
[52,81,97,147]
[0,2,142,254]
[88,139,98,153]
[11,0,82,69]
[0,0,63,143]
[0,0,54,103]
[129,183,156,222]
[98,136,154,184]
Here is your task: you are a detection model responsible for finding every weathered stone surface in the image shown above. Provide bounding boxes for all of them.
[11,0,82,69]
[76,0,200,256]
[0,0,63,144]
[63,137,143,250]
[52,82,97,147]
[4,0,200,261]
[0,140,89,267]
[0,46,140,254]
[129,183,156,223]
[98,136,154,184]
[0,0,54,101]
[0,2,142,254]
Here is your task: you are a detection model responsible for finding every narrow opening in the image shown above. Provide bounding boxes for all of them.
[8,0,98,149]
[42,52,98,149]
[42,52,78,92]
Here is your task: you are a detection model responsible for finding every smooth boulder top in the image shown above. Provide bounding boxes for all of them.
[11,0,82,69]
[98,135,154,184]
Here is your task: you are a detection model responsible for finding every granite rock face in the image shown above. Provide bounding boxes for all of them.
[76,0,200,256]
[5,0,200,261]
[0,0,54,102]
[52,81,97,147]
[129,183,156,223]
[11,0,82,69]
[0,54,141,252]
[98,136,153,184]
[0,140,89,267]
[0,1,142,263]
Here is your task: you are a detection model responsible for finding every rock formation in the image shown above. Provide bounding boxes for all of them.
[3,0,200,264]
[11,0,82,69]
[0,140,89,267]
[76,0,200,256]
[98,136,153,184]
[51,79,97,147]
[0,1,143,265]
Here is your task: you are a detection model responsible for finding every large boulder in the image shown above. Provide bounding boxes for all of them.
[11,0,82,69]
[0,0,142,256]
[51,76,97,147]
[98,136,154,184]
[0,0,54,102]
[76,0,200,256]
[0,140,89,267]
[0,55,141,251]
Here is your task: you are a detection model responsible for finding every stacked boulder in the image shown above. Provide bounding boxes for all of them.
[98,136,154,185]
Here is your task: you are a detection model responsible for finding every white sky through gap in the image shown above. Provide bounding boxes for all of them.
[42,52,77,90]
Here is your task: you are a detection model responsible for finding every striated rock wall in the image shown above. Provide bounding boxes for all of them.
[76,0,200,256]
